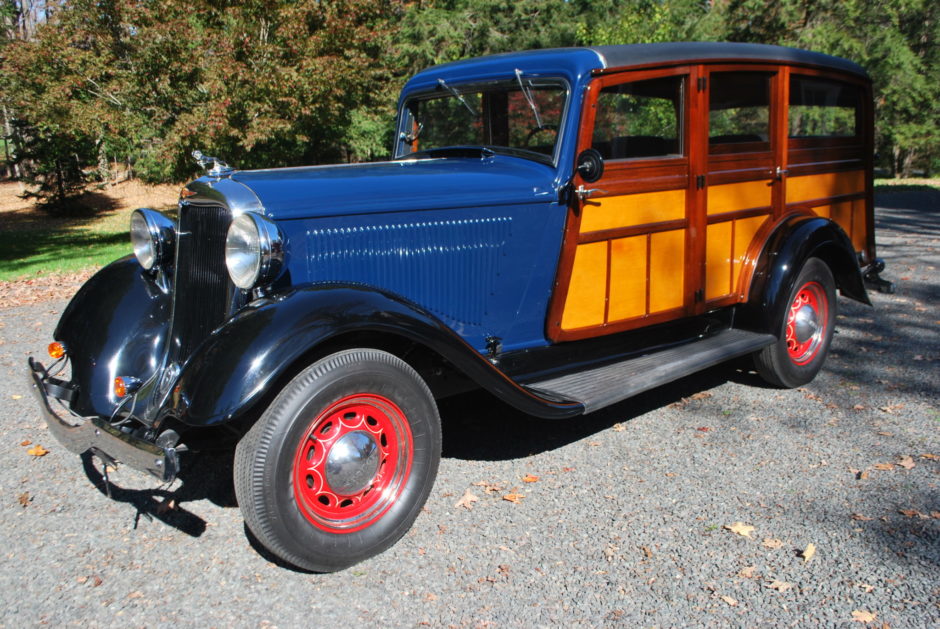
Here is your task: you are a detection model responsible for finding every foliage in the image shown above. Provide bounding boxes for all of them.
[0,0,937,186]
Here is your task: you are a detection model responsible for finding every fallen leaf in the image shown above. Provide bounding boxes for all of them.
[521,474,539,483]
[724,522,755,538]
[738,566,757,579]
[26,444,49,457]
[920,453,939,460]
[611,423,626,432]
[930,511,940,520]
[455,489,479,510]
[587,441,601,447]
[896,456,915,470]
[20,440,31,447]
[127,591,144,599]
[801,543,816,562]
[92,575,103,587]
[852,404,866,411]
[502,493,524,504]
[898,509,925,518]
[719,595,738,607]
[873,463,895,471]
[858,583,875,593]
[691,392,713,400]
[851,513,874,521]
[876,431,893,437]
[17,492,31,507]
[766,579,793,592]
[763,538,784,549]
[697,426,711,432]
[851,610,876,623]
[472,481,502,494]
[11,394,22,400]
[76,576,88,584]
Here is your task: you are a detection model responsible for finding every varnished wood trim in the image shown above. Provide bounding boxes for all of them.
[784,191,865,210]
[551,305,687,342]
[579,218,688,243]
[705,206,772,225]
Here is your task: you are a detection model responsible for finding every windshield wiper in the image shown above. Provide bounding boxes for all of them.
[515,68,544,130]
[437,78,477,117]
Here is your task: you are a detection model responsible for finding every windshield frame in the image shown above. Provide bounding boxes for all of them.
[394,76,572,168]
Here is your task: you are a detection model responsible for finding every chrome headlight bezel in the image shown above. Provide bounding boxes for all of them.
[130,208,176,271]
[225,212,284,290]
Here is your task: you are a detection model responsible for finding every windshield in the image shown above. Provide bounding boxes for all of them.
[397,77,568,165]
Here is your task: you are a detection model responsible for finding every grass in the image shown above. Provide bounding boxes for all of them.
[0,229,131,281]
[0,179,179,282]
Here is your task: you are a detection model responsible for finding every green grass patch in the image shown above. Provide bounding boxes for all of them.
[0,228,130,281]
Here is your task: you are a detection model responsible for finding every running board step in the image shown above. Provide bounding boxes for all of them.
[525,329,775,414]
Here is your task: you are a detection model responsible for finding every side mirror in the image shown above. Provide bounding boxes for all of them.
[576,148,604,183]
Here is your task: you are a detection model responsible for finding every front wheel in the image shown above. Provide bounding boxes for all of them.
[754,257,837,388]
[234,349,441,572]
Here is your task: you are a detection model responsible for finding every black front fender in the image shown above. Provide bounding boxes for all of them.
[55,256,171,418]
[740,216,871,334]
[166,285,583,427]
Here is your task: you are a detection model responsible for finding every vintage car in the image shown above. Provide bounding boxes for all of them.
[29,42,888,572]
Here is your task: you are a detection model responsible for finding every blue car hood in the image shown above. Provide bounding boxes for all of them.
[230,156,560,220]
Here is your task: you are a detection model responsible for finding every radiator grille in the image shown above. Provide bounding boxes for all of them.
[171,205,233,362]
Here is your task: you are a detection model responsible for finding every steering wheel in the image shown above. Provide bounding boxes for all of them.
[524,124,559,147]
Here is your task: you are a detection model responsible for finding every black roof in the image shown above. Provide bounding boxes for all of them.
[589,42,868,78]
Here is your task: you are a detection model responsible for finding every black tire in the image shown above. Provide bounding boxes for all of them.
[234,349,441,572]
[754,257,837,388]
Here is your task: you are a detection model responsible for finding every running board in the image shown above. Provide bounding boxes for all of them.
[525,329,775,414]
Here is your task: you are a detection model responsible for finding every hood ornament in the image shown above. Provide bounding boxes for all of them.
[192,150,234,177]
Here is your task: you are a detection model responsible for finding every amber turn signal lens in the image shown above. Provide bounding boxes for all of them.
[47,342,65,359]
[114,377,128,398]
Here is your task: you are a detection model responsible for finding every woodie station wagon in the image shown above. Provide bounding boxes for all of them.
[29,42,889,571]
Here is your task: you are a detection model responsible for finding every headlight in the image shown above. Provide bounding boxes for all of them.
[225,212,283,290]
[130,209,176,271]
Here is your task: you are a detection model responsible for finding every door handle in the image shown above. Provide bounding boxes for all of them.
[774,166,789,180]
[576,185,607,201]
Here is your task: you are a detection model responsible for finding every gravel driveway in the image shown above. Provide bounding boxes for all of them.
[1,188,937,627]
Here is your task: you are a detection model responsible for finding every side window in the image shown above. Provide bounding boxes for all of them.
[789,75,860,138]
[709,72,771,149]
[592,75,683,160]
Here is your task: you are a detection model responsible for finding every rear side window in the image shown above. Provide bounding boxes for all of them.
[709,72,771,148]
[789,75,860,138]
[592,75,684,160]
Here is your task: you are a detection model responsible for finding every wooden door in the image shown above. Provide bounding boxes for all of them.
[697,67,783,307]
[548,68,696,342]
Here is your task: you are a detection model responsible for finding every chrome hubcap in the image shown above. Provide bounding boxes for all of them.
[325,431,380,496]
[793,304,819,345]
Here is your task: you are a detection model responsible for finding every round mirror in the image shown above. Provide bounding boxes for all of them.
[576,148,604,183]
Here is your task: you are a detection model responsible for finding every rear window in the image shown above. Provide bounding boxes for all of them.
[789,75,861,138]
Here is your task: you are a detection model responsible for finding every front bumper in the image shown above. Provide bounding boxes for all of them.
[28,357,178,482]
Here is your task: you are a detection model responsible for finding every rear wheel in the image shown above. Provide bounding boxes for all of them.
[234,349,441,572]
[754,257,836,388]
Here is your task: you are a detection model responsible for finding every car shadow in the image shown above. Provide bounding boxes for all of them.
[80,447,237,537]
[439,357,761,461]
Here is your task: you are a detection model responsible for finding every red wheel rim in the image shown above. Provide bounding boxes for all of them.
[785,281,828,365]
[292,394,413,533]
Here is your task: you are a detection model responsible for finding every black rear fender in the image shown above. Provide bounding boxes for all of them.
[740,216,871,334]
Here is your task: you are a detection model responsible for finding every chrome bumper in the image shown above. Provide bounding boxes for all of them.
[27,357,178,482]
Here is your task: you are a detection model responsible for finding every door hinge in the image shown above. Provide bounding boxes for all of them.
[694,288,704,303]
[696,174,706,189]
[697,76,707,92]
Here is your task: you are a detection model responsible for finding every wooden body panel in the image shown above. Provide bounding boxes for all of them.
[548,58,873,343]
